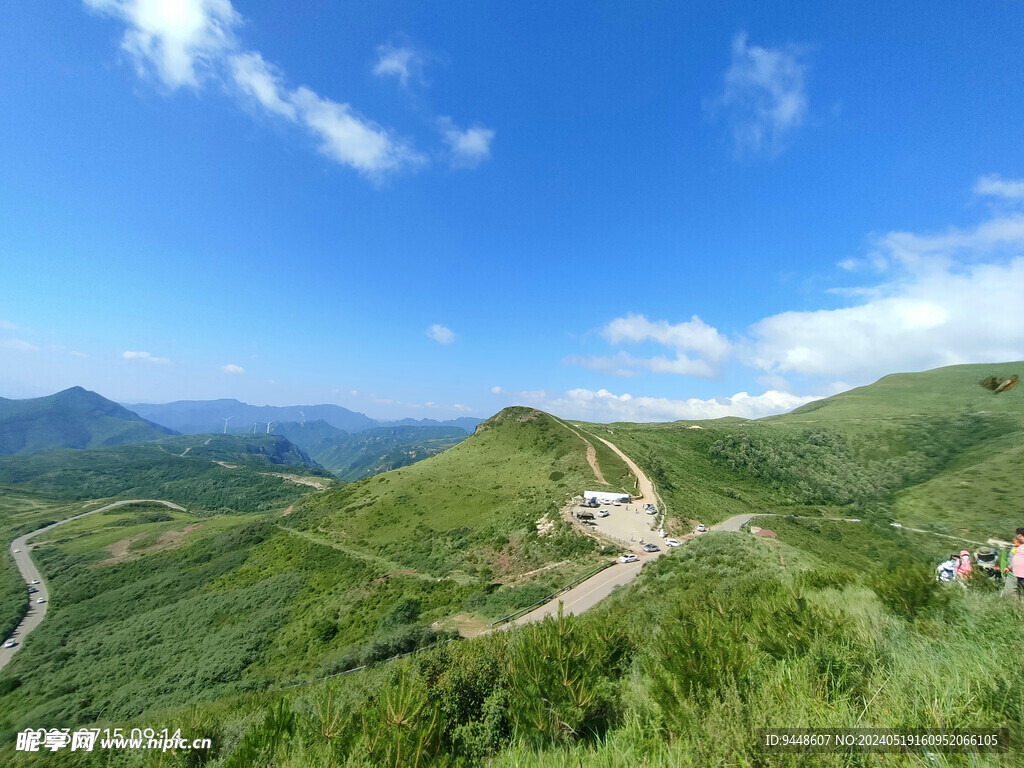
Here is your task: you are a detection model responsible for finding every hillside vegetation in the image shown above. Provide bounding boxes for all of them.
[1,366,1022,766]
[0,387,173,455]
[0,407,634,733]
[0,434,332,515]
[290,407,634,582]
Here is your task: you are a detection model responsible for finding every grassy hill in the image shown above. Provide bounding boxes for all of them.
[2,372,1022,766]
[0,406,634,731]
[0,387,174,455]
[290,407,634,582]
[0,433,331,514]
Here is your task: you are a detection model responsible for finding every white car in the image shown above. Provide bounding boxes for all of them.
[612,500,621,506]
[665,539,681,547]
[646,508,657,515]
[13,549,19,553]
[30,580,39,585]
[36,598,45,604]
[696,524,707,532]
[596,510,610,518]
[3,639,16,649]
[618,553,639,563]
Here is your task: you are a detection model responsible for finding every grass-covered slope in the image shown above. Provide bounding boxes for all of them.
[11,531,1019,768]
[290,407,634,581]
[0,407,635,733]
[0,386,174,455]
[781,361,1024,423]
[0,433,332,514]
[600,363,1024,540]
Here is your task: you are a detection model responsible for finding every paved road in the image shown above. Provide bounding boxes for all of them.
[0,499,187,672]
[509,557,647,626]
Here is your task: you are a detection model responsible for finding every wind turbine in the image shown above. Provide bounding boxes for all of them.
[300,411,306,427]
[252,422,258,434]
[222,416,233,434]
[266,421,277,434]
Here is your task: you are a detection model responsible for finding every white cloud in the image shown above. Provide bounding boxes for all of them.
[426,324,455,344]
[514,387,819,423]
[85,0,426,179]
[490,386,504,394]
[221,363,244,374]
[291,87,424,178]
[372,44,421,87]
[85,0,240,88]
[0,320,17,330]
[122,350,171,364]
[746,181,1024,381]
[229,51,295,119]
[566,314,731,379]
[452,403,472,412]
[439,117,495,169]
[712,32,808,156]
[975,174,1024,201]
[604,314,731,361]
[0,339,37,351]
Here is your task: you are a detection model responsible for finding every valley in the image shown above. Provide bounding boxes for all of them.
[0,362,1022,766]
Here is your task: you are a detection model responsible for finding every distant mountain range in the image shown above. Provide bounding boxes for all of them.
[272,420,469,481]
[0,388,480,480]
[124,398,482,435]
[0,387,174,455]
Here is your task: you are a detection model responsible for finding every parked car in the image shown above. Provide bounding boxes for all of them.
[646,507,657,515]
[577,511,595,520]
[36,598,45,604]
[618,553,639,563]
[696,524,707,532]
[13,549,19,553]
[597,510,610,517]
[613,500,621,506]
[3,639,16,649]
[642,543,660,553]
[30,580,39,585]
[665,539,681,547]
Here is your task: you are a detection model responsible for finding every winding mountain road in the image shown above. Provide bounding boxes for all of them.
[0,499,187,672]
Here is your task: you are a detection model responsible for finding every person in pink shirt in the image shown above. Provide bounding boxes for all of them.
[1012,529,1024,596]
[955,550,972,579]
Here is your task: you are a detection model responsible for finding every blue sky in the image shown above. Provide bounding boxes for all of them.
[2,1,1023,421]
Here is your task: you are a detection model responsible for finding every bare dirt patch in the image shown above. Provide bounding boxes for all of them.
[282,505,294,516]
[268,473,327,490]
[439,613,491,638]
[97,524,201,566]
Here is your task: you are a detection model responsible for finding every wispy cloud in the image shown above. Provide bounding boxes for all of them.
[711,32,809,157]
[85,0,432,180]
[372,43,423,87]
[565,314,732,379]
[0,320,18,330]
[0,339,37,352]
[123,350,171,364]
[511,386,819,423]
[745,175,1024,383]
[426,324,455,344]
[221,363,244,374]
[975,174,1024,201]
[85,0,239,89]
[439,117,495,169]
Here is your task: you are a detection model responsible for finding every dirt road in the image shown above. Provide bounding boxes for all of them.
[0,499,187,672]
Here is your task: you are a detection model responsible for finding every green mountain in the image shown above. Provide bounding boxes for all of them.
[0,387,174,455]
[273,420,469,481]
[0,433,331,515]
[3,370,1023,767]
[0,406,633,730]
